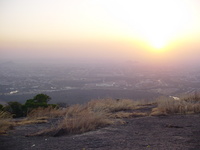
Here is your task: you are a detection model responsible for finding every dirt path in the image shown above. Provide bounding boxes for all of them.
[1,111,200,150]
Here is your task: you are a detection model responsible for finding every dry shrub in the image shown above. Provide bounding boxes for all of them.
[27,106,65,119]
[59,110,112,135]
[87,99,136,113]
[64,104,88,118]
[0,111,13,134]
[151,96,200,115]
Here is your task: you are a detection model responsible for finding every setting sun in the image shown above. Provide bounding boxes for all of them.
[90,0,200,60]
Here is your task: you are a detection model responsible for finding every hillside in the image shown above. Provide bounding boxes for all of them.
[0,100,200,150]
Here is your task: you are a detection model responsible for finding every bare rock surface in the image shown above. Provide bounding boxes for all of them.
[1,113,200,150]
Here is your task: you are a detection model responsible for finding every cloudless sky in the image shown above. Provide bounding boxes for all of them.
[0,0,200,65]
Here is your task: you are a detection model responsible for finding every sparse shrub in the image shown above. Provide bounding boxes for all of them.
[182,92,200,103]
[151,95,200,115]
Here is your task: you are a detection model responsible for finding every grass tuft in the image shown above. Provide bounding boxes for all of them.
[109,112,148,118]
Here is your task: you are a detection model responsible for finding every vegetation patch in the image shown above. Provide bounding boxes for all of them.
[6,94,200,137]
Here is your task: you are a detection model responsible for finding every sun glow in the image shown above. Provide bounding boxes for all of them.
[142,0,194,50]
[99,0,197,50]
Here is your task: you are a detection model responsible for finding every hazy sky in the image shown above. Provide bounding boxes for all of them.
[0,0,200,65]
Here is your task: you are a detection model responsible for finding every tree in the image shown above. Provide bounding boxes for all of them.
[33,94,51,103]
[23,94,51,115]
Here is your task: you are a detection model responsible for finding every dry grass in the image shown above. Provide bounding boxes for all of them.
[29,104,112,136]
[27,106,65,119]
[109,112,148,119]
[0,109,50,134]
[0,98,160,136]
[55,99,145,135]
[87,99,136,113]
[151,95,200,116]
[3,95,199,136]
[14,118,48,126]
[0,111,13,134]
[30,99,145,136]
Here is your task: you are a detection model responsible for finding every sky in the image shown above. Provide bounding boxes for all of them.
[0,0,200,65]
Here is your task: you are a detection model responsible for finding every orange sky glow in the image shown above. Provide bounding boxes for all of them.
[0,0,200,65]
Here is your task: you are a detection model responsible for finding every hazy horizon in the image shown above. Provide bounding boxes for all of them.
[1,0,200,67]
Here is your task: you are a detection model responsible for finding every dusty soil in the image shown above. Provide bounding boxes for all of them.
[1,107,200,150]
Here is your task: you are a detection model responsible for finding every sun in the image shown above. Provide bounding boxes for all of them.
[131,0,192,50]
[102,0,194,50]
[148,37,167,50]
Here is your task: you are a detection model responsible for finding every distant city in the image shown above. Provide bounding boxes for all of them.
[1,61,200,105]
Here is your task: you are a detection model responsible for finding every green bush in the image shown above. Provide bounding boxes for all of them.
[23,94,52,116]
[2,94,53,118]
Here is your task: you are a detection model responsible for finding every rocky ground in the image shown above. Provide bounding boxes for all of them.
[0,107,200,150]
